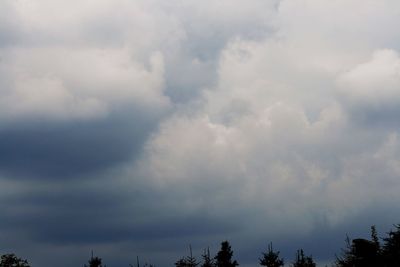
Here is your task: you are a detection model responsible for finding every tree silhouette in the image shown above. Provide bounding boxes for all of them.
[335,235,354,267]
[175,245,199,267]
[371,225,380,249]
[292,249,315,267]
[0,254,30,267]
[335,226,381,267]
[259,243,284,267]
[382,224,400,267]
[201,248,215,267]
[215,241,239,267]
[176,258,189,267]
[84,252,104,267]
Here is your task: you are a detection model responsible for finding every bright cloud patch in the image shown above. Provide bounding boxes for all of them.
[0,48,167,120]
[337,50,400,107]
[137,0,400,255]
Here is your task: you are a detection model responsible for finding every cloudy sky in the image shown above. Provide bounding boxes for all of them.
[1,0,400,266]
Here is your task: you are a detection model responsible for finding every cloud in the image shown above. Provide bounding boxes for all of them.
[0,0,172,179]
[0,0,173,123]
[337,49,400,126]
[0,46,168,121]
[134,0,400,262]
[2,1,400,267]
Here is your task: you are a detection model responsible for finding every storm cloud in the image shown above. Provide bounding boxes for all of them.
[1,1,400,266]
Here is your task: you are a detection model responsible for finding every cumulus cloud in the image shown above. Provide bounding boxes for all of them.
[2,0,400,266]
[0,48,167,120]
[0,0,170,121]
[336,49,400,126]
[135,0,400,261]
[0,0,173,179]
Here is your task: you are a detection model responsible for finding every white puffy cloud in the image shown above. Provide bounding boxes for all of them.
[0,0,176,121]
[0,0,282,120]
[337,50,400,109]
[135,0,400,241]
[0,47,167,120]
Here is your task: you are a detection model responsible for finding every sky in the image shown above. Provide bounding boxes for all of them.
[1,0,400,266]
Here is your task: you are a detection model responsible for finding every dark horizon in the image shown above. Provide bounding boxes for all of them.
[3,223,400,267]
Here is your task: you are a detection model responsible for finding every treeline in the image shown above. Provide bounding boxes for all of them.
[2,224,400,267]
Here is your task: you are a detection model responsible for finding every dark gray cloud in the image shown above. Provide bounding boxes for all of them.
[0,109,160,180]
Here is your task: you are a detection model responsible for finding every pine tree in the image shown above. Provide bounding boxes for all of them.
[201,248,215,267]
[186,245,199,267]
[292,249,315,267]
[259,243,284,267]
[215,241,239,267]
[371,225,380,249]
[84,252,104,267]
[175,245,199,267]
[335,226,382,267]
[176,258,189,267]
[382,224,400,267]
[335,235,354,267]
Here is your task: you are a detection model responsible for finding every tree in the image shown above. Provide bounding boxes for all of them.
[215,241,239,267]
[292,249,315,267]
[259,243,284,267]
[382,224,400,267]
[335,235,355,267]
[175,245,199,267]
[186,246,199,267]
[84,252,104,267]
[371,225,380,249]
[0,254,30,267]
[335,227,381,267]
[201,248,215,267]
[176,258,189,267]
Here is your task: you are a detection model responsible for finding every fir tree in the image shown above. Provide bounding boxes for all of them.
[201,248,215,267]
[382,224,400,267]
[84,252,104,267]
[292,249,315,267]
[215,241,239,267]
[175,245,199,267]
[176,258,189,267]
[335,226,381,267]
[259,243,284,267]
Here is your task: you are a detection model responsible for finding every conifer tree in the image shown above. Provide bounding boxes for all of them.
[215,241,239,267]
[335,226,382,267]
[84,252,104,267]
[176,258,189,267]
[201,248,215,267]
[175,245,199,267]
[292,249,315,267]
[186,245,199,267]
[335,235,354,267]
[371,225,380,249]
[382,224,400,267]
[259,243,284,267]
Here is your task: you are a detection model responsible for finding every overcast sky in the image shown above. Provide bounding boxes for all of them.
[1,0,400,266]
